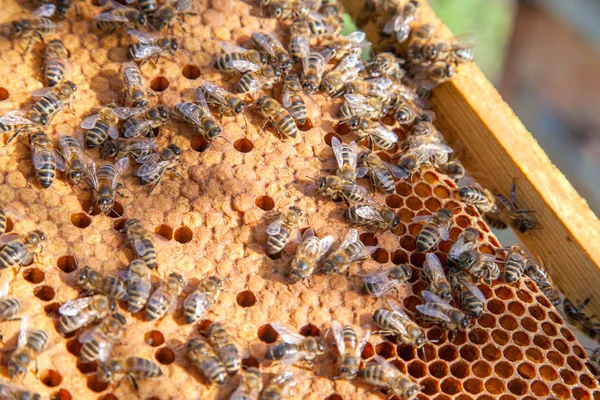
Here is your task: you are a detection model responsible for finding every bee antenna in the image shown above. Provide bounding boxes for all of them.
[305,176,318,183]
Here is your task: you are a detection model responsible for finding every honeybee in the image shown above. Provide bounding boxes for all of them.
[174,89,221,141]
[8,5,57,54]
[85,157,129,214]
[367,52,405,79]
[121,219,157,270]
[136,144,183,193]
[310,174,370,205]
[145,272,184,321]
[324,31,369,61]
[78,313,127,363]
[55,134,89,186]
[449,270,486,319]
[440,160,465,182]
[266,207,303,255]
[231,367,263,399]
[252,32,292,74]
[372,298,426,348]
[405,129,453,167]
[358,150,408,193]
[281,75,308,125]
[208,322,242,375]
[0,230,46,271]
[0,382,41,400]
[344,204,400,233]
[7,318,48,378]
[30,81,78,126]
[360,355,418,399]
[349,117,398,150]
[57,294,115,334]
[418,34,475,65]
[122,62,149,108]
[0,111,40,145]
[488,181,539,233]
[260,371,296,400]
[423,253,453,302]
[265,322,324,366]
[289,20,310,64]
[76,264,128,301]
[97,357,163,393]
[562,298,600,340]
[236,64,282,95]
[183,276,223,324]
[214,41,266,73]
[289,229,334,284]
[525,259,560,306]
[94,3,146,34]
[382,0,419,43]
[0,282,22,343]
[321,54,363,96]
[394,99,420,127]
[29,131,57,189]
[81,105,120,149]
[43,39,69,87]
[344,77,393,103]
[125,259,152,314]
[186,338,227,385]
[457,249,500,284]
[416,290,472,332]
[330,136,367,182]
[363,265,412,298]
[457,183,495,213]
[138,0,158,15]
[255,96,298,140]
[120,105,169,138]
[302,49,332,94]
[412,208,452,252]
[448,227,479,266]
[151,0,194,31]
[339,94,388,121]
[322,228,376,275]
[503,244,527,284]
[588,348,600,379]
[101,137,157,161]
[126,29,179,65]
[331,320,370,380]
[200,81,248,128]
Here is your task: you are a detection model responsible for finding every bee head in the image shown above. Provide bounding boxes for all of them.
[460,317,472,330]
[321,259,337,275]
[271,4,284,19]
[76,265,89,284]
[205,122,222,139]
[11,21,23,35]
[438,208,452,220]
[7,359,24,377]
[255,96,268,109]
[167,144,181,156]
[157,106,169,119]
[137,12,147,26]
[101,141,117,159]
[97,364,113,382]
[133,99,147,108]
[69,166,86,185]
[302,81,318,94]
[170,272,184,284]
[288,270,303,284]
[97,195,114,213]
[113,313,127,326]
[170,39,179,52]
[391,215,401,231]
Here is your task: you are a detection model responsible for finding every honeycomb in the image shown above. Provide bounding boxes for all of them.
[0,0,598,399]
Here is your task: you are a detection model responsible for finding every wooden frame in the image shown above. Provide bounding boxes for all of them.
[343,0,600,317]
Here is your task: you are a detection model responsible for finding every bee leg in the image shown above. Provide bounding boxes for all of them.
[6,129,22,145]
[129,375,141,397]
[168,167,184,179]
[176,17,186,33]
[24,36,34,55]
[74,3,82,21]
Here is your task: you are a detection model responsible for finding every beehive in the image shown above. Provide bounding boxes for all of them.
[0,0,598,399]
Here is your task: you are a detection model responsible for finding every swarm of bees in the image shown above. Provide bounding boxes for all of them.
[0,0,583,398]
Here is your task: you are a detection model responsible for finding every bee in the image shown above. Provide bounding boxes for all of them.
[302,49,332,94]
[151,0,194,31]
[174,89,221,141]
[125,259,152,314]
[358,150,408,193]
[440,160,465,182]
[417,290,472,332]
[8,5,57,54]
[43,39,69,87]
[39,0,79,20]
[78,313,127,363]
[405,129,453,167]
[423,253,453,302]
[121,219,157,270]
[344,77,393,102]
[448,227,479,266]
[81,105,121,149]
[214,41,266,73]
[415,61,455,87]
[30,81,78,126]
[252,32,292,74]
[145,272,184,321]
[265,322,325,366]
[373,299,426,348]
[85,157,129,214]
[183,276,223,324]
[0,230,46,272]
[55,134,89,186]
[266,206,303,255]
[126,29,179,65]
[200,81,248,128]
[322,228,376,275]
[488,180,539,233]
[0,282,22,343]
[457,249,500,284]
[260,371,296,400]
[76,264,128,301]
[0,111,40,145]
[382,0,419,43]
[57,294,115,334]
[344,204,400,233]
[289,229,334,284]
[289,20,310,64]
[7,319,48,378]
[94,3,146,34]
[363,265,412,298]
[525,259,560,306]
[457,183,495,213]
[450,270,486,319]
[412,208,452,252]
[360,355,418,399]
[231,367,263,399]
[101,137,157,161]
[255,96,298,140]
[97,357,162,393]
[367,52,405,79]
[321,54,363,96]
[236,64,282,95]
[331,320,370,380]
[281,75,308,125]
[138,0,158,15]
[310,174,370,205]
[208,322,242,375]
[121,105,169,138]
[339,94,388,121]
[348,117,398,151]
[588,348,600,379]
[503,244,527,284]
[324,31,369,61]
[186,338,227,385]
[0,382,41,400]
[394,99,420,127]
[136,144,183,193]
[330,136,367,182]
[122,62,149,108]
[418,34,475,65]
[28,131,57,189]
[562,298,600,340]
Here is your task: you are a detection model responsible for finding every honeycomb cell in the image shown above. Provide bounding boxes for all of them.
[441,377,462,395]
[34,286,55,301]
[155,224,173,240]
[468,328,488,345]
[528,305,546,321]
[414,183,432,198]
[503,346,523,362]
[455,216,470,228]
[101,395,118,400]
[324,395,342,400]
[553,338,569,355]
[552,383,571,399]
[396,344,415,361]
[533,334,552,350]
[323,132,341,146]
[398,209,414,224]
[487,299,505,315]
[525,347,544,363]
[155,347,175,365]
[408,360,428,378]
[23,267,45,284]
[403,296,421,313]
[371,248,389,263]
[508,302,525,316]
[495,361,515,380]
[233,138,254,153]
[425,198,442,212]
[86,375,109,393]
[567,355,584,371]
[41,370,62,387]
[77,360,98,374]
[422,171,439,184]
[375,342,396,359]
[174,226,193,243]
[541,322,558,337]
[80,200,101,216]
[485,378,505,395]
[390,359,407,375]
[460,345,479,362]
[453,331,468,346]
[531,380,550,396]
[573,344,587,359]
[513,331,530,346]
[494,286,514,300]
[0,87,8,101]
[182,64,201,79]
[548,311,563,324]
[464,378,484,394]
[150,76,169,92]
[546,351,565,367]
[53,389,72,400]
[507,378,528,396]
[190,135,209,152]
[396,182,412,196]
[421,378,440,395]
[333,122,351,135]
[242,357,260,369]
[362,342,374,359]
[560,368,577,385]
[450,361,470,379]
[580,373,596,388]
[257,324,278,343]
[359,232,378,246]
[560,327,576,342]
[516,290,533,303]
[429,360,449,378]
[539,365,559,381]
[472,360,492,378]
[491,329,509,346]
[498,315,518,331]
[517,362,536,379]
[57,255,78,273]
[572,388,592,400]
[71,213,92,228]
[477,314,497,329]
[536,296,552,308]
[456,395,474,400]
[433,185,450,198]
[66,339,82,356]
[385,194,403,208]
[145,330,165,347]
[409,252,425,268]
[298,119,314,131]
[419,343,437,362]
[236,290,257,307]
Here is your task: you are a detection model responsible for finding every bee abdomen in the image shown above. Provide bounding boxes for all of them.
[237,72,258,94]
[128,357,163,378]
[0,245,21,270]
[416,225,440,252]
[34,149,57,189]
[458,186,487,205]
[145,294,170,321]
[265,343,297,361]
[80,341,101,363]
[503,260,524,283]
[266,225,292,255]
[289,95,307,124]
[200,357,227,384]
[27,330,49,352]
[58,315,84,334]
[0,298,22,319]
[222,344,241,374]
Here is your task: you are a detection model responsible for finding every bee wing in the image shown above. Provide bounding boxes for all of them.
[85,158,98,189]
[17,316,29,348]
[458,275,487,302]
[59,297,94,316]
[339,228,358,250]
[218,41,247,54]
[78,326,106,344]
[137,159,168,178]
[31,87,53,97]
[0,233,20,245]
[331,136,345,171]
[356,325,371,355]
[108,126,119,139]
[114,156,130,176]
[280,351,310,365]
[32,146,56,169]
[0,281,8,298]
[54,149,66,172]
[370,125,398,143]
[33,3,56,17]
[195,88,212,115]
[127,29,158,45]
[411,215,432,223]
[342,182,368,198]
[183,291,211,318]
[95,12,129,22]
[382,160,408,179]
[225,59,261,73]
[270,322,304,345]
[356,205,385,222]
[331,320,345,355]
[133,45,164,60]
[449,236,476,260]
[0,111,34,126]
[281,87,292,108]
[266,216,284,235]
[175,103,202,125]
[355,167,368,178]
[355,245,377,261]
[368,77,393,89]
[334,54,361,73]
[294,35,310,72]
[200,81,228,106]
[124,119,155,138]
[318,235,335,258]
[362,270,395,297]
[126,137,157,154]
[112,107,144,120]
[345,30,367,44]
[424,253,445,280]
[252,32,277,58]
[439,225,450,241]
[135,151,160,165]
[80,113,100,129]
[343,94,375,112]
